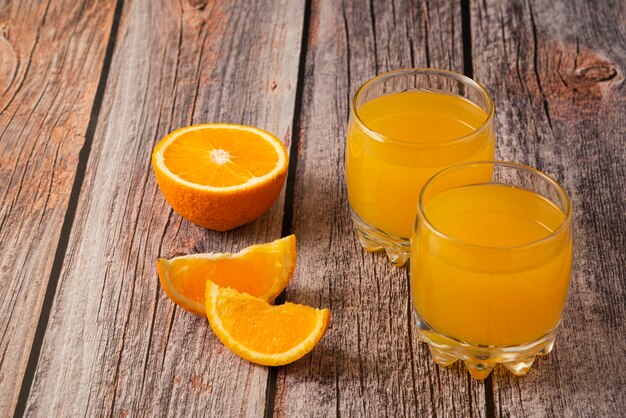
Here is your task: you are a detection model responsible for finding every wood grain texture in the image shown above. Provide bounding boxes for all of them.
[471,0,626,416]
[273,0,487,416]
[21,0,305,415]
[3,0,624,416]
[0,1,116,414]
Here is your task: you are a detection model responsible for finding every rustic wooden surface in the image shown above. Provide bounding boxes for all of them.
[17,0,304,416]
[275,0,486,417]
[472,1,626,416]
[1,0,624,417]
[0,1,117,414]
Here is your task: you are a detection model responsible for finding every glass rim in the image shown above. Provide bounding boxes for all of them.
[417,160,573,251]
[350,68,495,149]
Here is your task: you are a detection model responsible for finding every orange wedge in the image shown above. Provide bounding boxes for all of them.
[157,235,296,315]
[205,280,330,366]
[152,123,288,231]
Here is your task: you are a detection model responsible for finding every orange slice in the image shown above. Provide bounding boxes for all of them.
[157,235,296,315]
[152,123,288,231]
[205,280,330,366]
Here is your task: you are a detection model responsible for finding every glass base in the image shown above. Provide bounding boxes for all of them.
[414,312,557,379]
[350,209,410,266]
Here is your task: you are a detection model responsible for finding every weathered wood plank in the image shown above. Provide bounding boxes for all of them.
[0,1,117,414]
[471,0,626,415]
[22,0,305,415]
[274,0,487,416]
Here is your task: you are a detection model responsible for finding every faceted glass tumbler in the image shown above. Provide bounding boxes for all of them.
[410,161,573,379]
[345,69,495,266]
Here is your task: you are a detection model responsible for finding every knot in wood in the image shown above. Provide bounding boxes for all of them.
[188,0,207,11]
[576,65,618,82]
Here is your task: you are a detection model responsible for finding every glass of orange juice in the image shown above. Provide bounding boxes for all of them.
[346,69,495,265]
[411,161,573,379]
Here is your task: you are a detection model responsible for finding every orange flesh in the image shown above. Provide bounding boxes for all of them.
[162,129,279,187]
[215,289,321,353]
[163,251,287,305]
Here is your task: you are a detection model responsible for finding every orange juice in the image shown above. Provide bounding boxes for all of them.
[411,183,572,346]
[346,90,494,239]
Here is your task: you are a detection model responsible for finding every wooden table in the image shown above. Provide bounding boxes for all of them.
[1,0,624,416]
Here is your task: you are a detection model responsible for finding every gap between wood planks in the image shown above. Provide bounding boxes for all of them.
[264,0,313,416]
[12,0,126,416]
[460,1,497,416]
[460,0,496,418]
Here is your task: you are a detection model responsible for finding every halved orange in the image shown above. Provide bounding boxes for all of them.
[157,235,296,315]
[205,280,330,366]
[152,123,288,231]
